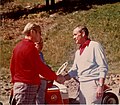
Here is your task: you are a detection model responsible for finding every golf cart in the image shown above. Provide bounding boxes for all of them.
[45,62,69,104]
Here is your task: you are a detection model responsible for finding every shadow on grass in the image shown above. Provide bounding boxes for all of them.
[55,0,120,12]
[1,0,120,20]
[0,0,14,5]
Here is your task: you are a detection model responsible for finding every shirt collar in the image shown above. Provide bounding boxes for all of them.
[80,39,91,49]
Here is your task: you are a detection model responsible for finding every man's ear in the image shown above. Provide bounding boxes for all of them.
[30,29,36,34]
[80,30,85,37]
[82,34,85,37]
[81,31,85,37]
[29,30,36,38]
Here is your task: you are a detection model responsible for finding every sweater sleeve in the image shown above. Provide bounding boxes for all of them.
[28,47,57,81]
[94,43,108,78]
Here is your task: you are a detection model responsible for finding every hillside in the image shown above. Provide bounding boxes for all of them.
[0,0,120,104]
[0,0,120,72]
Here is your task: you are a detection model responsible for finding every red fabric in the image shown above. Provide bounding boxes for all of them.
[10,39,57,85]
[80,39,91,55]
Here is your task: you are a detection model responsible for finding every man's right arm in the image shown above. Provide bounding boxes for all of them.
[67,51,78,79]
[29,47,57,80]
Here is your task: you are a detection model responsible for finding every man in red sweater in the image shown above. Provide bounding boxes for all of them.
[10,22,64,105]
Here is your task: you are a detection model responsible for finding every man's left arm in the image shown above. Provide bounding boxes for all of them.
[95,43,108,79]
[95,43,108,98]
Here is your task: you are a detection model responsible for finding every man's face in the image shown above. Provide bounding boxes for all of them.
[34,30,43,52]
[35,39,43,52]
[73,28,83,44]
[31,29,42,43]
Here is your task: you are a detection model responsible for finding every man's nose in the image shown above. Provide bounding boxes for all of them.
[73,35,77,39]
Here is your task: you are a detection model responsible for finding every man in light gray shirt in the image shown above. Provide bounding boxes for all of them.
[64,25,108,104]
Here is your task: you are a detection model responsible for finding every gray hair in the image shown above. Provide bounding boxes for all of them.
[74,25,89,36]
[22,22,41,35]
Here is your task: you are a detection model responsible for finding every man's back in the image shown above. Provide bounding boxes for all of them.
[11,39,40,85]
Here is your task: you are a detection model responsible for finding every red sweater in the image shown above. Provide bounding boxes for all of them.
[10,39,57,85]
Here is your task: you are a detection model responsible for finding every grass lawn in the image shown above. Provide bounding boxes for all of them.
[0,1,120,74]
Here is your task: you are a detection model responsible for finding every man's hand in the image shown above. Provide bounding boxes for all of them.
[96,78,105,99]
[96,86,104,99]
[56,74,66,84]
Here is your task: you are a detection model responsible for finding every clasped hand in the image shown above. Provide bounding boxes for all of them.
[56,74,66,84]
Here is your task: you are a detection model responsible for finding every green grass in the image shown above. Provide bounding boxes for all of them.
[0,2,120,74]
[42,3,120,72]
[0,40,14,68]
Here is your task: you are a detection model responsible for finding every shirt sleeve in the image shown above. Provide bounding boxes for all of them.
[28,47,57,81]
[94,43,108,78]
[68,51,78,78]
[39,52,45,63]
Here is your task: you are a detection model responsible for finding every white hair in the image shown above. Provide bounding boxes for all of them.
[22,22,41,35]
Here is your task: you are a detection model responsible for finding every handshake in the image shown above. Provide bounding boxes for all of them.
[56,74,71,84]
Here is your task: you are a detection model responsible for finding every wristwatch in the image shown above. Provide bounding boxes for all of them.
[98,83,104,87]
